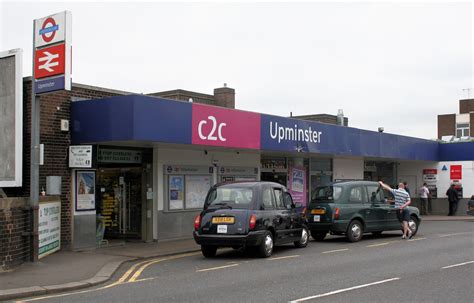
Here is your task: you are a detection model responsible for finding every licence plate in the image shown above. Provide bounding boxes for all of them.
[217,225,228,234]
[313,215,321,222]
[212,217,235,224]
[311,209,326,215]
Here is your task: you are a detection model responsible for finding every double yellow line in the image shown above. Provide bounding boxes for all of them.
[116,251,201,285]
[17,251,201,302]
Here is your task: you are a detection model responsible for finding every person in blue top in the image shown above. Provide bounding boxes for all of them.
[379,181,413,239]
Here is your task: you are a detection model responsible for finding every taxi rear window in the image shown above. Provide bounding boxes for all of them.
[311,186,342,203]
[206,187,254,209]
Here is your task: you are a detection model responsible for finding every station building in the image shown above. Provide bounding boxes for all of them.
[69,89,474,249]
[2,79,474,262]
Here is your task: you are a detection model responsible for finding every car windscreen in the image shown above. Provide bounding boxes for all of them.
[206,187,254,209]
[311,186,342,203]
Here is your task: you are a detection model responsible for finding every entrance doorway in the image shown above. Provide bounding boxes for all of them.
[261,172,287,186]
[97,168,143,240]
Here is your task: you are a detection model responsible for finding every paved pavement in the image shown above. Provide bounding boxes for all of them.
[0,216,472,301]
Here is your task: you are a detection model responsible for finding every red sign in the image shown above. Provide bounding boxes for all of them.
[450,165,462,180]
[423,169,437,175]
[34,43,65,79]
[192,103,261,149]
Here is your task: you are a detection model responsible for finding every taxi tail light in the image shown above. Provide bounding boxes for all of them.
[249,214,257,230]
[194,214,201,230]
[301,207,307,218]
[334,208,340,220]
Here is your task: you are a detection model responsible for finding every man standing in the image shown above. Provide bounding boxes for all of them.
[403,181,411,196]
[419,183,430,215]
[379,181,412,239]
[446,184,459,216]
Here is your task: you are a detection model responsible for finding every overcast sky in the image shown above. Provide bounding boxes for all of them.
[1,0,472,139]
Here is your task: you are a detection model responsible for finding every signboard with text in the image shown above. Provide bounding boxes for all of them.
[33,11,71,94]
[192,103,260,149]
[69,145,93,168]
[450,165,462,180]
[39,201,61,259]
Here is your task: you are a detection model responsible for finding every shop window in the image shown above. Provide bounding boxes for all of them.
[167,174,212,211]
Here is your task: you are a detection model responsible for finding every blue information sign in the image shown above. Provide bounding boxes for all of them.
[35,76,65,94]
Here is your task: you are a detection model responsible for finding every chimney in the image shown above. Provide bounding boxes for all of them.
[214,83,235,109]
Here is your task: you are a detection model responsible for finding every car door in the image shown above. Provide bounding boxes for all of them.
[366,185,388,231]
[383,189,402,230]
[272,186,292,244]
[283,191,303,241]
[346,185,368,224]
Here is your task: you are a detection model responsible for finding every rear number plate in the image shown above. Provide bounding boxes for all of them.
[217,225,227,234]
[313,215,321,222]
[212,217,235,224]
[311,209,326,215]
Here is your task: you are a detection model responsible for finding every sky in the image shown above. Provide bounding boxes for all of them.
[1,0,473,140]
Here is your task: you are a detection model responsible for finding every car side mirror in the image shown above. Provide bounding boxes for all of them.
[294,202,302,208]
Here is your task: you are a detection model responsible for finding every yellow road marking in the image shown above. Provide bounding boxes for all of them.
[126,277,156,284]
[18,251,200,302]
[408,237,426,242]
[268,255,300,261]
[439,232,472,238]
[129,252,200,282]
[196,263,239,272]
[322,248,349,254]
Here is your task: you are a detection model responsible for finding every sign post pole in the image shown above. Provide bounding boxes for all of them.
[30,19,40,262]
[31,11,71,261]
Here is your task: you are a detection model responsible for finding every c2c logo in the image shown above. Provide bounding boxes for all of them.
[198,116,226,141]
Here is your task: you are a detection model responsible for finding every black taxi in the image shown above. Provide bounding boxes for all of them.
[193,181,309,258]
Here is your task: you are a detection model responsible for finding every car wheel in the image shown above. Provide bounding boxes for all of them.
[294,226,309,248]
[346,220,364,242]
[408,216,419,236]
[372,231,383,237]
[201,245,217,258]
[310,231,327,241]
[258,231,274,258]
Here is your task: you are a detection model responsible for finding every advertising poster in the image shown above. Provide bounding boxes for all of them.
[76,171,96,211]
[39,201,61,259]
[185,175,211,209]
[289,166,307,206]
[169,175,184,210]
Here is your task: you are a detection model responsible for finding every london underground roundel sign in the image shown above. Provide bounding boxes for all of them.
[34,12,67,48]
[40,17,58,43]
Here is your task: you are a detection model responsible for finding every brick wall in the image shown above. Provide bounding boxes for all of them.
[0,198,31,271]
[4,79,126,249]
[459,99,474,114]
[471,113,474,137]
[437,114,456,139]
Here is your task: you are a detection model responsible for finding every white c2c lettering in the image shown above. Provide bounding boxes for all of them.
[197,116,227,142]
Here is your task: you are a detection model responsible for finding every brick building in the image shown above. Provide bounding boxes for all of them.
[438,99,474,139]
[149,84,235,108]
[1,79,234,269]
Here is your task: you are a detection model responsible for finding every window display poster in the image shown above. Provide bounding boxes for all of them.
[289,166,307,206]
[169,175,184,210]
[76,171,96,211]
[185,175,211,209]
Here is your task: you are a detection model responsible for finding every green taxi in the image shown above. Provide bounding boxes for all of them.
[307,181,421,242]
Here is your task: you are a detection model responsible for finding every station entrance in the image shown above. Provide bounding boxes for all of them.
[97,167,144,240]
